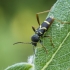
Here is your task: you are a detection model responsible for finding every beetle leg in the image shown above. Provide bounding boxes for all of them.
[44,35,54,47]
[32,26,36,32]
[40,40,47,53]
[36,10,50,26]
[54,18,70,24]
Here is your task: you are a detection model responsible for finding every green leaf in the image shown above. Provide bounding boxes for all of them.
[34,0,70,70]
[5,62,34,70]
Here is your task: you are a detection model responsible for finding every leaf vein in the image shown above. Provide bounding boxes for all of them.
[41,32,70,70]
[50,60,70,66]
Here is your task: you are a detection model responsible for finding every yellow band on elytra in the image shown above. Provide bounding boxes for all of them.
[44,21,50,24]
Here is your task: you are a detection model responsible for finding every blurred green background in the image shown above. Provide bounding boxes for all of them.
[0,0,56,70]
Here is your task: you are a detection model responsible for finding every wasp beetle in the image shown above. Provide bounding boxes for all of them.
[13,10,69,53]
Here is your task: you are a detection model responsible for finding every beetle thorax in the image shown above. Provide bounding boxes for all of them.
[31,34,39,42]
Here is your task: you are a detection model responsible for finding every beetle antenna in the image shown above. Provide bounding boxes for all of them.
[13,42,31,45]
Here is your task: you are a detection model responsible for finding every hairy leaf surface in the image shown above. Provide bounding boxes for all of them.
[34,0,70,70]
